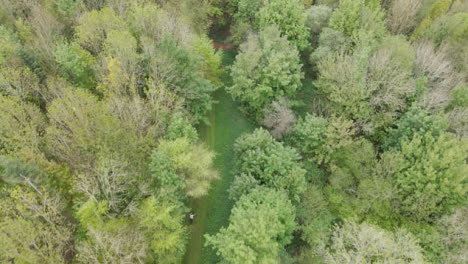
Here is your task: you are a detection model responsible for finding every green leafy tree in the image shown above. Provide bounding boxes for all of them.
[325,221,426,263]
[383,106,448,150]
[136,196,187,264]
[75,7,127,53]
[450,85,468,108]
[149,150,185,202]
[256,0,309,50]
[0,65,41,101]
[205,187,296,264]
[229,26,303,121]
[291,114,355,165]
[0,186,72,263]
[309,27,350,68]
[421,13,468,73]
[329,0,386,46]
[233,128,306,201]
[0,95,45,156]
[411,0,452,40]
[191,36,223,86]
[157,137,219,198]
[296,184,334,261]
[393,132,468,221]
[0,26,21,66]
[102,30,139,77]
[146,36,216,123]
[166,113,199,143]
[0,156,44,185]
[76,197,187,264]
[54,41,96,88]
[306,5,333,41]
[45,87,141,172]
[315,35,415,132]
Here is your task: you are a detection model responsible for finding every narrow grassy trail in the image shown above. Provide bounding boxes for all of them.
[182,51,254,264]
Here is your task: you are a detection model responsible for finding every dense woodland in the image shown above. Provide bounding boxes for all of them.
[0,0,467,263]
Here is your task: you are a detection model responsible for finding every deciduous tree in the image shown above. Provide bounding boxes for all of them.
[205,187,296,264]
[229,26,303,121]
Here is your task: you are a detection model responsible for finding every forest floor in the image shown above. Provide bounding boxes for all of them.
[182,50,255,264]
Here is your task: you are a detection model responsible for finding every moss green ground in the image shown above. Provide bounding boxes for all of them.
[182,50,255,264]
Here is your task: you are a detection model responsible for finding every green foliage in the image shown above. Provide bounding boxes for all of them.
[329,0,386,46]
[157,138,219,198]
[412,0,452,40]
[229,26,303,121]
[0,95,45,156]
[325,221,426,263]
[103,30,139,76]
[393,132,468,221]
[166,113,198,142]
[291,114,355,165]
[54,41,96,88]
[291,114,328,160]
[0,25,20,66]
[421,13,468,72]
[57,0,85,18]
[76,197,187,263]
[150,36,216,123]
[0,156,44,185]
[192,36,223,86]
[329,0,363,39]
[0,65,41,101]
[149,150,185,202]
[384,107,448,150]
[306,5,333,37]
[296,184,334,255]
[309,27,350,66]
[256,0,310,50]
[75,7,127,53]
[234,0,263,23]
[315,35,416,132]
[205,187,296,264]
[45,87,142,172]
[437,207,468,264]
[233,128,306,201]
[137,196,187,264]
[0,186,71,263]
[450,85,468,108]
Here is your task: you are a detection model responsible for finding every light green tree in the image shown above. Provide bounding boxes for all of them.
[306,5,333,41]
[325,221,426,263]
[205,187,296,264]
[329,0,386,46]
[191,36,223,86]
[291,114,355,165]
[256,0,310,50]
[0,95,45,156]
[76,197,187,264]
[157,137,219,198]
[233,128,306,201]
[315,35,415,132]
[102,30,139,77]
[392,132,468,221]
[229,26,303,121]
[144,36,216,123]
[0,186,72,264]
[54,41,96,88]
[75,7,127,53]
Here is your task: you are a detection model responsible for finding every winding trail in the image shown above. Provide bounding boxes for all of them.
[182,50,254,264]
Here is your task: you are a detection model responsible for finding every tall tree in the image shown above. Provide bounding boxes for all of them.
[205,187,296,264]
[229,26,303,121]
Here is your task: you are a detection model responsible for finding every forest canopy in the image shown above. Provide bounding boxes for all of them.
[0,0,467,264]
